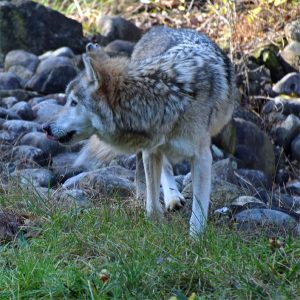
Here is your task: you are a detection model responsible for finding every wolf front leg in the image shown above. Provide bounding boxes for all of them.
[161,156,185,211]
[189,147,212,237]
[142,150,164,219]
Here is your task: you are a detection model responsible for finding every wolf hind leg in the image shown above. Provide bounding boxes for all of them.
[135,151,146,204]
[189,147,212,237]
[161,156,185,211]
[142,150,164,219]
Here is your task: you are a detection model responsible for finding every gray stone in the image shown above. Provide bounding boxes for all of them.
[272,72,300,97]
[0,130,17,143]
[234,118,275,184]
[0,72,21,90]
[0,0,84,60]
[19,131,65,156]
[104,40,135,57]
[291,133,300,161]
[10,101,34,120]
[0,96,18,108]
[2,120,39,135]
[26,57,77,94]
[96,16,142,45]
[235,208,297,230]
[7,65,34,86]
[32,100,62,123]
[235,168,269,190]
[286,181,300,196]
[11,145,49,166]
[280,41,300,72]
[12,168,57,187]
[51,152,84,182]
[182,177,244,211]
[4,50,39,73]
[63,169,135,198]
[57,189,88,207]
[0,89,39,101]
[285,19,300,42]
[0,107,20,120]
[212,158,237,184]
[272,114,300,149]
[39,47,75,60]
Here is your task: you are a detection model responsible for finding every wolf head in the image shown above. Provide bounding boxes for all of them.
[42,44,119,145]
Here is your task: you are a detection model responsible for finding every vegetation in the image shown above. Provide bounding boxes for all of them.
[0,188,300,299]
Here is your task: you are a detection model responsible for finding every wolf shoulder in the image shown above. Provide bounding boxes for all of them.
[132,26,228,62]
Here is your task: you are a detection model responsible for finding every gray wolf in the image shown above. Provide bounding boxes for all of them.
[43,26,236,236]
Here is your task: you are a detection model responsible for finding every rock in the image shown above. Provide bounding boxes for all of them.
[263,97,300,118]
[12,168,57,187]
[252,189,300,212]
[4,50,39,72]
[235,208,297,231]
[286,181,300,196]
[0,72,22,90]
[229,196,267,214]
[285,19,300,43]
[212,158,238,184]
[7,65,34,87]
[0,96,18,108]
[0,130,18,143]
[2,120,39,135]
[109,154,136,171]
[39,47,75,60]
[0,0,84,61]
[173,160,190,176]
[291,133,300,161]
[234,118,275,184]
[11,145,49,166]
[57,189,88,207]
[4,50,39,85]
[63,169,135,198]
[182,177,244,211]
[26,57,77,94]
[272,72,300,97]
[104,40,135,57]
[235,168,269,190]
[272,114,300,149]
[250,44,284,82]
[0,89,39,101]
[280,41,300,72]
[32,100,62,123]
[10,101,34,120]
[0,107,20,120]
[51,152,83,182]
[19,131,65,156]
[96,16,142,45]
[275,168,290,185]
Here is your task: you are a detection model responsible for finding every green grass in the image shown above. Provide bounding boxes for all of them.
[0,189,299,300]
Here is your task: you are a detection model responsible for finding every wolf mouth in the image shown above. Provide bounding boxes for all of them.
[57,130,77,144]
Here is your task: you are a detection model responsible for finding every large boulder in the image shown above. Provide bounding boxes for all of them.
[0,0,84,64]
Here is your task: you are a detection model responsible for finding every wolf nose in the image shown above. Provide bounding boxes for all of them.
[42,124,52,136]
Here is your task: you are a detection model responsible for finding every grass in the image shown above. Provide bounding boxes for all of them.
[0,188,299,300]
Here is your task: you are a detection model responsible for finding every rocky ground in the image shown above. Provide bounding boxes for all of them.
[0,0,300,241]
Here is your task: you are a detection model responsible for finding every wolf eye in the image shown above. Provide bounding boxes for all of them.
[70,100,78,107]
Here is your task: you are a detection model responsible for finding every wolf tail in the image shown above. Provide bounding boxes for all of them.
[73,135,122,170]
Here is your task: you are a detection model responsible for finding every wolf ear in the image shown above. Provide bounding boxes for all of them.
[82,54,98,84]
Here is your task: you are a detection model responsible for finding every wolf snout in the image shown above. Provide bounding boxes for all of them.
[42,124,52,136]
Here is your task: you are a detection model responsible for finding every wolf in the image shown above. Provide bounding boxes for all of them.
[43,26,236,236]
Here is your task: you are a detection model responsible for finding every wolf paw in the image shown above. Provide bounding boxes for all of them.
[165,191,186,211]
